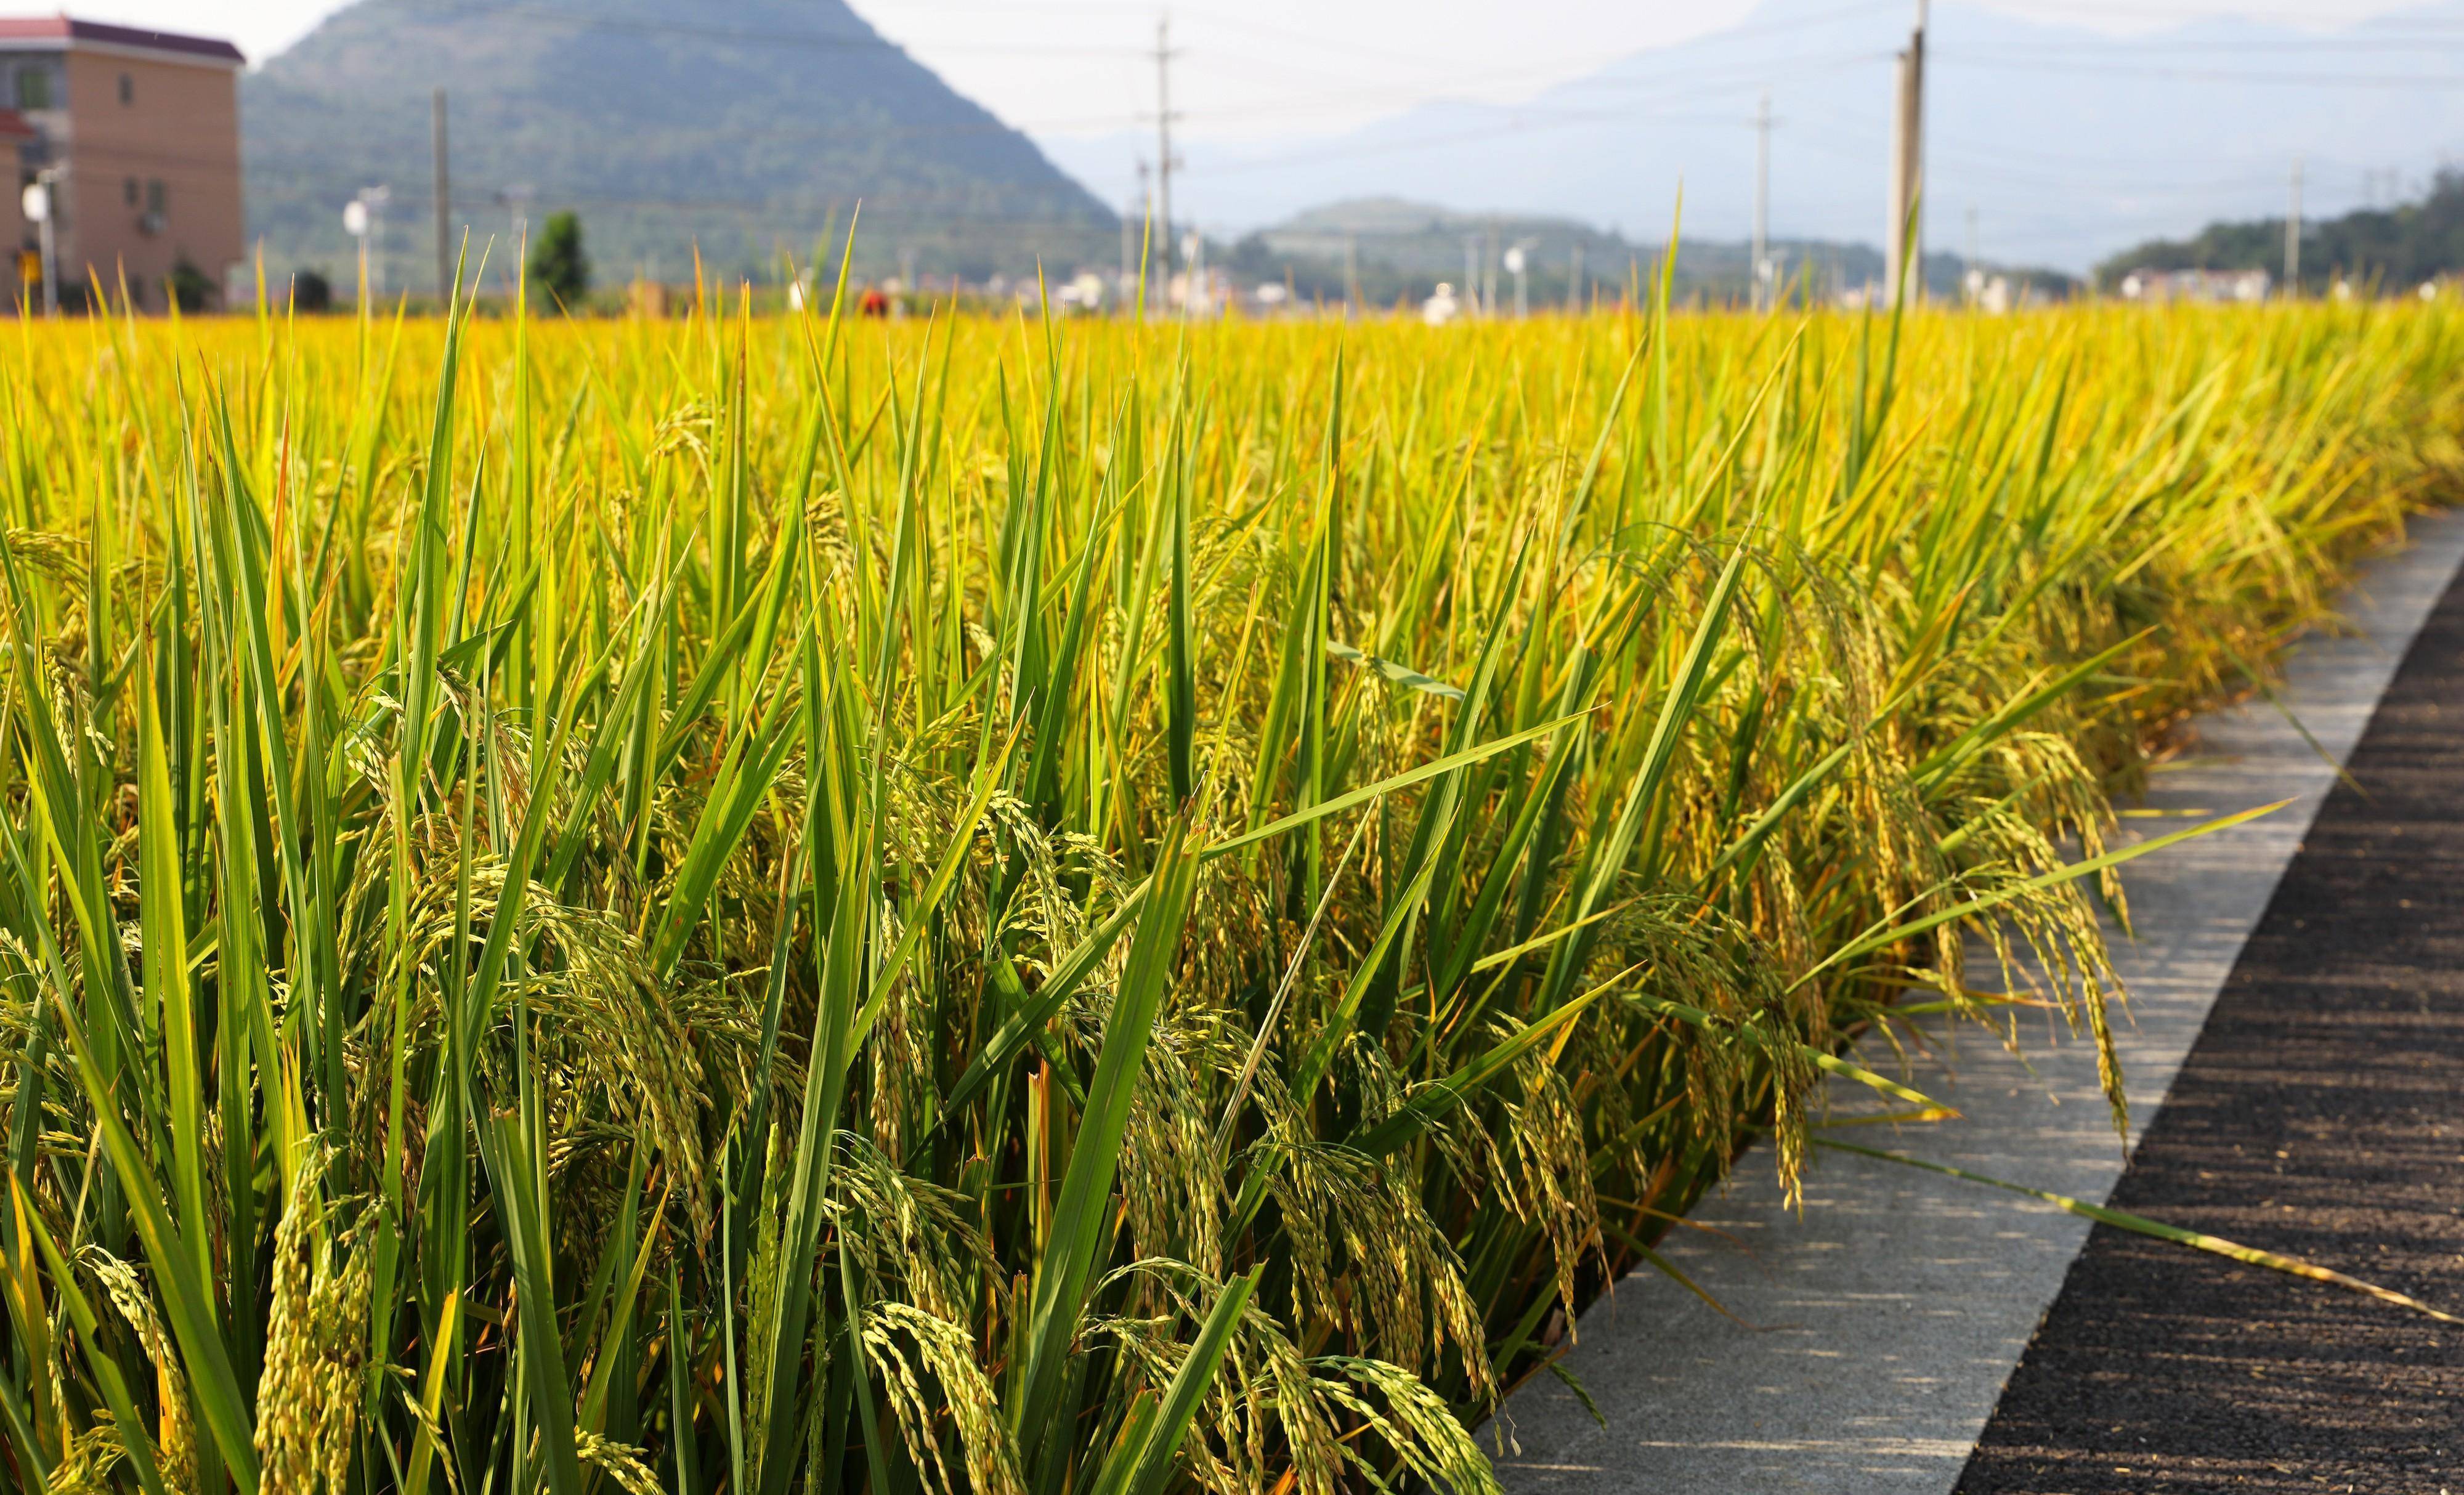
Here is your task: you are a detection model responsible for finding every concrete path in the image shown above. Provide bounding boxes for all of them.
[1494,509,2464,1494]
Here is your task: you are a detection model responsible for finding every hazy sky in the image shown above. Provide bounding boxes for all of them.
[71,0,2428,142]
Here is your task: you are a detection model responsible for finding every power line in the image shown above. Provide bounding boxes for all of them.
[294,0,1892,171]
[323,1,2464,140]
[1980,34,2464,56]
[237,26,1879,169]
[1979,0,2443,26]
[1115,43,1883,135]
[1784,99,2401,194]
[881,0,1907,80]
[1191,47,1887,177]
[1784,121,2296,200]
[1937,50,2464,86]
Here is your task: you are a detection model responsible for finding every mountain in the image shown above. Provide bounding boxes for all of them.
[1232,196,2075,306]
[1036,0,2464,274]
[245,0,1117,293]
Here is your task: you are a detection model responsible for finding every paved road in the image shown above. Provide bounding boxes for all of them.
[1494,511,2464,1494]
[1958,552,2464,1492]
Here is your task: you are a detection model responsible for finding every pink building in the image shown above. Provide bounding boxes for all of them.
[0,16,245,311]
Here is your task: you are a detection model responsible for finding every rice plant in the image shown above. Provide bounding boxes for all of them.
[0,263,2456,1495]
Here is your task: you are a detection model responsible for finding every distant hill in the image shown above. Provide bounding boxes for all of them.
[1037,0,2464,275]
[245,0,1117,293]
[2097,171,2464,293]
[1236,196,2073,306]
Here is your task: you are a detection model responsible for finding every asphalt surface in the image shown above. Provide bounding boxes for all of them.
[1958,560,2464,1493]
[1495,511,2464,1494]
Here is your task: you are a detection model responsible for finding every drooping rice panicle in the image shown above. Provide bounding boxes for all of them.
[0,277,2455,1494]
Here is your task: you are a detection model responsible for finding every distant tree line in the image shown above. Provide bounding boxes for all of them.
[2099,169,2464,292]
[1222,226,2065,309]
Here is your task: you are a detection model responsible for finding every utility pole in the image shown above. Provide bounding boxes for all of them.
[2285,155,2303,298]
[1753,89,1771,311]
[431,87,451,299]
[1483,220,1499,318]
[1463,235,1481,317]
[1884,1,1926,307]
[1911,0,1927,299]
[1154,15,1179,312]
[1122,162,1142,303]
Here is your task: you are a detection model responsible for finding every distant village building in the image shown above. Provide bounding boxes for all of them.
[0,17,245,312]
[1167,265,1223,316]
[2116,267,2272,305]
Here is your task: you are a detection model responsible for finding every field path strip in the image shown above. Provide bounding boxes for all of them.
[1494,508,2464,1494]
[1955,514,2464,1490]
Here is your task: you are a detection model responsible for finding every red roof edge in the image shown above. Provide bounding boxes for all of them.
[0,106,35,140]
[0,15,245,65]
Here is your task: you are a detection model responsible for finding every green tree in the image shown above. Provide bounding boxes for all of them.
[290,267,333,313]
[527,211,591,309]
[168,256,214,313]
[2096,169,2464,293]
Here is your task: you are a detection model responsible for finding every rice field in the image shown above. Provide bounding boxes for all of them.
[0,277,2457,1495]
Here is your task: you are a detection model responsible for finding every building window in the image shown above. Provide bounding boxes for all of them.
[123,177,137,208]
[145,180,164,214]
[14,65,51,111]
[117,73,131,106]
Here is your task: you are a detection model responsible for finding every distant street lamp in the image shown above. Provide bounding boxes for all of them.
[1503,242,1531,318]
[20,170,56,316]
[345,186,391,302]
